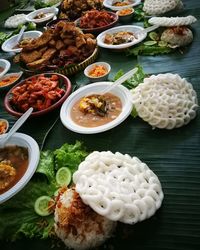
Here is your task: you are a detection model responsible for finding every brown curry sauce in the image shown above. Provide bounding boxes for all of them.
[0,145,29,194]
[71,93,122,127]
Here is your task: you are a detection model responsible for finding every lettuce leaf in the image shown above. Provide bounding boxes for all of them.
[0,179,56,241]
[54,141,88,173]
[113,65,147,90]
[36,150,55,183]
[113,65,147,118]
[127,44,173,56]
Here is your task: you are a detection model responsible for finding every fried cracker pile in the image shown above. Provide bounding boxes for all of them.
[19,21,96,70]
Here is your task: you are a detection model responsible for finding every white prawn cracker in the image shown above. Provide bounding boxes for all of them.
[149,15,197,27]
[143,0,181,16]
[131,74,198,129]
[73,151,164,224]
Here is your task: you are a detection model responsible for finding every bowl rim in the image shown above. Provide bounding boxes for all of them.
[4,72,72,118]
[0,119,9,134]
[1,31,43,53]
[97,25,147,49]
[0,132,40,204]
[0,59,11,78]
[60,81,133,134]
[26,7,58,23]
[75,11,118,34]
[103,0,141,11]
[0,71,23,90]
[84,61,111,79]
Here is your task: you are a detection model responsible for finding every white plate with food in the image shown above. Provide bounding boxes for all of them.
[0,132,40,204]
[60,82,133,134]
[26,7,58,24]
[0,59,11,78]
[1,31,42,53]
[103,0,141,11]
[97,25,147,49]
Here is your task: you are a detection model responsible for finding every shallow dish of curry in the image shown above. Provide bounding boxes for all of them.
[60,81,133,134]
[0,133,40,204]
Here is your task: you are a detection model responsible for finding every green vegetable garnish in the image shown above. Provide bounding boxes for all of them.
[127,44,173,56]
[113,65,147,90]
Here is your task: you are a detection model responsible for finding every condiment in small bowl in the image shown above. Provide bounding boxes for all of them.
[116,8,134,23]
[84,62,111,82]
[0,119,9,135]
[0,71,23,91]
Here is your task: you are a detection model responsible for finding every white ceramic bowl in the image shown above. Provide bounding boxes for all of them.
[84,62,111,82]
[0,133,40,204]
[0,59,11,78]
[97,25,147,50]
[1,31,42,53]
[26,7,58,24]
[60,82,133,134]
[103,0,141,11]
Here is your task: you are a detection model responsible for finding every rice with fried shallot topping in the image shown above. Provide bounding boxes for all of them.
[54,187,116,250]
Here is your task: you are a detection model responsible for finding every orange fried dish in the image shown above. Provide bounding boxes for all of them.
[10,74,65,112]
[79,10,115,29]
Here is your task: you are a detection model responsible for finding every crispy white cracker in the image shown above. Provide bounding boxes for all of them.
[73,151,164,224]
[131,74,198,129]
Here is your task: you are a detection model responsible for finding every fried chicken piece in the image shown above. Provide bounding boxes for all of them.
[43,48,57,59]
[86,37,97,50]
[20,47,47,64]
[27,48,56,69]
[49,39,56,47]
[20,50,41,64]
[63,38,74,46]
[55,40,65,50]
[21,29,54,51]
[76,35,86,48]
[84,33,95,39]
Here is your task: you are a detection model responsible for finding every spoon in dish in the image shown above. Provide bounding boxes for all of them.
[16,25,26,44]
[136,24,160,36]
[85,67,138,98]
[0,107,33,146]
[100,67,138,95]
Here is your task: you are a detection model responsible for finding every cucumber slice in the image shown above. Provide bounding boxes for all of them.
[149,32,159,41]
[144,41,157,46]
[34,196,54,216]
[56,167,71,187]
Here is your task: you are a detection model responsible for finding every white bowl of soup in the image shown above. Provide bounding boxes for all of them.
[0,132,40,204]
[60,82,133,134]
